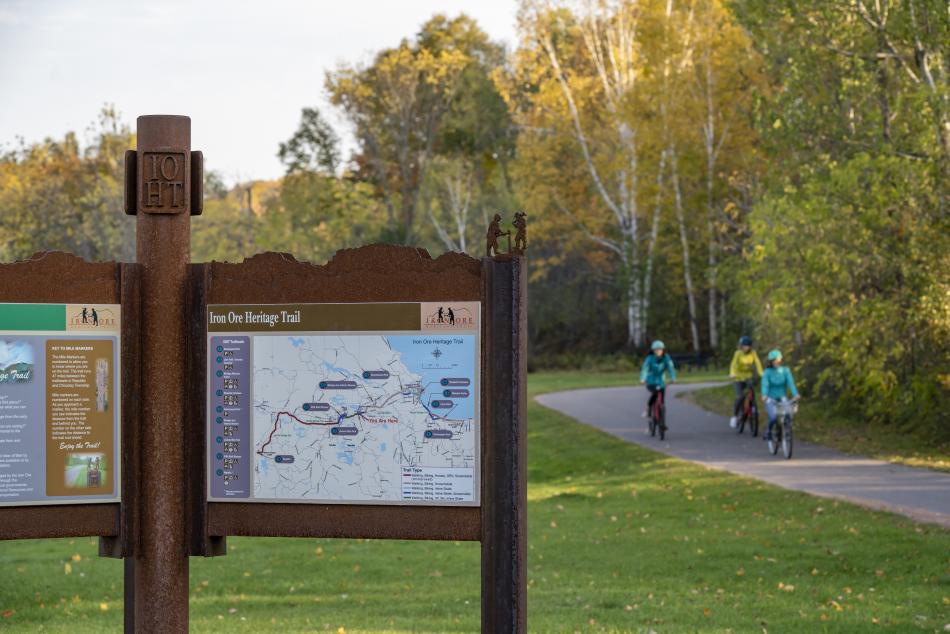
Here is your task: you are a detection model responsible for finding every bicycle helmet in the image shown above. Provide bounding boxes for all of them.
[739,335,753,347]
[651,340,665,351]
[767,349,782,362]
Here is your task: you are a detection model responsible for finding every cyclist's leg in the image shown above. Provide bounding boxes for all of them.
[647,384,659,408]
[658,387,667,425]
[765,398,778,438]
[733,381,745,416]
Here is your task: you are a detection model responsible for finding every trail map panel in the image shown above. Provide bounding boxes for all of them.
[0,303,121,506]
[207,302,480,506]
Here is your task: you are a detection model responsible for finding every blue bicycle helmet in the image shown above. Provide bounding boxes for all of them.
[767,349,782,362]
[651,340,665,351]
[739,335,753,346]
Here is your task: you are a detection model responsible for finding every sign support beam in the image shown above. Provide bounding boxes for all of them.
[482,255,528,633]
[128,115,193,632]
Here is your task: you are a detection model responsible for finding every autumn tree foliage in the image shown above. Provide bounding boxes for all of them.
[504,0,764,350]
[1,4,947,435]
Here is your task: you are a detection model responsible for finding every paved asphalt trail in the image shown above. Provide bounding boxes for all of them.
[536,383,950,527]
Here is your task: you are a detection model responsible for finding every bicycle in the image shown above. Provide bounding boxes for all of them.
[766,397,798,459]
[736,380,759,437]
[647,387,667,441]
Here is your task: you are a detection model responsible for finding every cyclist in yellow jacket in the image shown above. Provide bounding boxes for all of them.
[728,336,763,429]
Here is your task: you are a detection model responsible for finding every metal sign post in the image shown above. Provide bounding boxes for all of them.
[482,255,527,632]
[124,115,202,632]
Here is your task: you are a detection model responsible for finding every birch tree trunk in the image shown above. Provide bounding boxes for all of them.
[669,147,701,353]
[427,160,473,253]
[701,43,722,349]
[536,5,647,346]
[641,149,668,338]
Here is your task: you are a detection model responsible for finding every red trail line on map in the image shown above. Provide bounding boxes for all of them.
[257,411,336,455]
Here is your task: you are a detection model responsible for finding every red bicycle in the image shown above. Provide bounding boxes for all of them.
[736,380,759,437]
[647,387,667,441]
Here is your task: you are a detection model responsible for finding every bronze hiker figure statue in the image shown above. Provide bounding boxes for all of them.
[486,213,510,256]
[512,211,527,253]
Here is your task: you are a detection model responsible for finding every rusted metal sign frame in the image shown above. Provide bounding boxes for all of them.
[185,247,485,546]
[184,246,527,633]
[0,253,140,552]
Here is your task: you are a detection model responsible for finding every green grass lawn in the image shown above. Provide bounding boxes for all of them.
[525,368,728,395]
[1,371,948,632]
[683,384,950,473]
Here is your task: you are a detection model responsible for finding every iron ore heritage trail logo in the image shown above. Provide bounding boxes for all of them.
[69,306,118,330]
[424,305,476,329]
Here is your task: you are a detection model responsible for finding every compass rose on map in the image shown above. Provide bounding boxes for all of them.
[431,347,443,359]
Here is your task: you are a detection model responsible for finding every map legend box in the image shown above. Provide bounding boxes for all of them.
[209,336,250,498]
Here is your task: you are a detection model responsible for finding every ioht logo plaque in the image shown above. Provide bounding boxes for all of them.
[140,152,187,213]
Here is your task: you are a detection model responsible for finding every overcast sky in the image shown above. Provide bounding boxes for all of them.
[0,0,518,183]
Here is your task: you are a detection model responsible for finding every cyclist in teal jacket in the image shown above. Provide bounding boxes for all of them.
[761,349,799,440]
[640,340,676,419]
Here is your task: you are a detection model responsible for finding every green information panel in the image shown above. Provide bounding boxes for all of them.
[0,304,121,506]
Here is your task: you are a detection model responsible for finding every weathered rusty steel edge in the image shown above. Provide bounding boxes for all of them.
[205,247,481,302]
[0,251,121,540]
[0,504,118,540]
[0,251,120,302]
[185,264,225,556]
[100,263,143,558]
[481,256,528,634]
[207,503,480,540]
[195,245,484,542]
[132,114,191,633]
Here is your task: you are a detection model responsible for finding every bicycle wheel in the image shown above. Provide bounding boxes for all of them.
[768,423,780,455]
[658,404,666,441]
[750,405,759,437]
[782,417,793,459]
[648,416,656,437]
[737,407,746,434]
